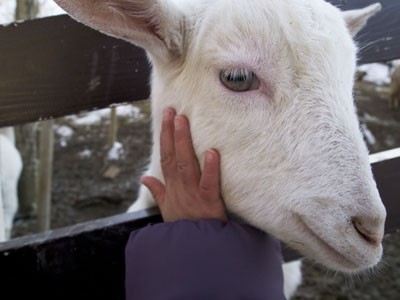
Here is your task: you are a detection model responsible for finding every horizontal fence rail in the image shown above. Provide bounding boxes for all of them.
[0,154,399,299]
[0,15,150,127]
[0,0,400,126]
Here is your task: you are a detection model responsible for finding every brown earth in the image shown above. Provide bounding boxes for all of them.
[11,81,400,299]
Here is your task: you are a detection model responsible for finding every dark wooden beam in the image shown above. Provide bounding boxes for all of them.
[1,0,400,127]
[0,207,161,299]
[0,15,150,127]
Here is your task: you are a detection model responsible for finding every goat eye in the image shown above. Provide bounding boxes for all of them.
[220,68,259,92]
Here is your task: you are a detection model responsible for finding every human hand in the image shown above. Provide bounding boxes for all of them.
[140,108,227,222]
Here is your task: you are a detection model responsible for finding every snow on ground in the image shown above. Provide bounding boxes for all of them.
[116,105,142,118]
[66,105,143,126]
[55,125,74,138]
[360,124,376,145]
[54,125,74,147]
[107,142,124,161]
[78,149,92,159]
[360,112,400,128]
[52,104,142,149]
[357,63,391,85]
[65,109,110,126]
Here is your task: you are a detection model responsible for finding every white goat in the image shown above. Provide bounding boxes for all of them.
[55,0,386,298]
[0,127,22,242]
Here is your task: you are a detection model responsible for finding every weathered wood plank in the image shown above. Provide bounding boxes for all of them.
[0,155,399,298]
[1,0,400,127]
[0,207,161,299]
[0,15,150,127]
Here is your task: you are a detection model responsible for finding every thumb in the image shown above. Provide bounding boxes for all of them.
[140,176,166,208]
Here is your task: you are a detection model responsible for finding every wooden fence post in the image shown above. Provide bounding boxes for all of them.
[37,120,54,232]
[107,107,118,148]
[15,0,39,20]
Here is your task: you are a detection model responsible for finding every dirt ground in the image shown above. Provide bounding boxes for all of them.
[10,80,400,299]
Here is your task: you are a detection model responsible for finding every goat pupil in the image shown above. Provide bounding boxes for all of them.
[228,73,247,82]
[220,68,256,92]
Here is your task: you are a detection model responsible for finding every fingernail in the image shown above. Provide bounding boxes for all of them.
[206,150,215,162]
[174,115,184,129]
[163,108,173,120]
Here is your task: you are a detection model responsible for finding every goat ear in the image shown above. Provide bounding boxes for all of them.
[54,0,184,60]
[342,3,381,37]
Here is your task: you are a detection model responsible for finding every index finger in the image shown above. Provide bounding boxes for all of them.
[174,115,201,185]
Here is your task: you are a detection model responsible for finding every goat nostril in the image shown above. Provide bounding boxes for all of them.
[352,218,382,246]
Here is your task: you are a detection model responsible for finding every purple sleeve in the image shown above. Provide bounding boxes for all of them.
[125,220,286,300]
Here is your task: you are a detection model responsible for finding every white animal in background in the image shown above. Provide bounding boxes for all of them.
[54,0,386,298]
[0,127,23,242]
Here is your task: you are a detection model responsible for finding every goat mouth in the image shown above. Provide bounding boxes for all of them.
[293,215,359,270]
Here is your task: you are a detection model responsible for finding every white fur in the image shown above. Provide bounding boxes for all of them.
[0,127,23,242]
[55,0,386,298]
